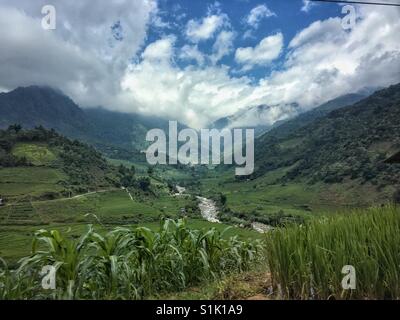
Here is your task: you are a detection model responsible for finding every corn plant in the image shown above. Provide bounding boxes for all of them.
[0,219,262,300]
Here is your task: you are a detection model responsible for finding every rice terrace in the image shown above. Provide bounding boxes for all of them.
[0,0,400,309]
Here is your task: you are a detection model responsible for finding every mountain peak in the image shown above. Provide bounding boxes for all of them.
[0,85,88,136]
[212,102,300,136]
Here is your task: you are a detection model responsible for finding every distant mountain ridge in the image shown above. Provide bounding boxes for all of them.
[212,103,300,136]
[211,92,368,138]
[266,93,367,140]
[0,86,90,139]
[0,86,183,161]
[253,83,400,192]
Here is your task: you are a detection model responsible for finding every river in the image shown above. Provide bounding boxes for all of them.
[196,196,220,223]
[176,186,270,233]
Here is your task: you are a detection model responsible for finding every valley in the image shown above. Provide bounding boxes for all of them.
[0,84,399,300]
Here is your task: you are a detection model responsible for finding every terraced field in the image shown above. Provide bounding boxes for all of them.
[0,189,262,263]
[1,201,42,226]
[0,167,67,200]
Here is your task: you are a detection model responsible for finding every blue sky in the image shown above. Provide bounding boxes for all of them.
[145,0,342,79]
[0,0,399,128]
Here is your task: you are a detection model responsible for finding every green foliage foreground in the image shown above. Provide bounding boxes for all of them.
[265,205,400,299]
[0,219,262,300]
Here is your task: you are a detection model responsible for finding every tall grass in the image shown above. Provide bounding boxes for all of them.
[265,205,400,299]
[0,219,262,300]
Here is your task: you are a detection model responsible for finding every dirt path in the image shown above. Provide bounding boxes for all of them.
[71,189,118,199]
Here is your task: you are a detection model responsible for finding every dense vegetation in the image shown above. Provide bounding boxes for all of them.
[0,86,187,163]
[253,84,400,193]
[0,126,145,199]
[265,93,366,140]
[1,84,400,301]
[0,219,261,299]
[265,205,400,299]
[0,126,114,190]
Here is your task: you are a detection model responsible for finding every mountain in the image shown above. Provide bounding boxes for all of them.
[265,93,367,139]
[0,86,90,140]
[0,126,123,199]
[84,107,187,152]
[212,93,366,139]
[211,103,300,136]
[0,86,179,162]
[253,84,400,190]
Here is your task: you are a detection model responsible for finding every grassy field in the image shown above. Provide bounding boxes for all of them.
[2,203,398,300]
[1,140,398,300]
[196,165,396,220]
[161,205,400,300]
[264,205,400,299]
[12,143,57,166]
[0,167,67,200]
[0,189,262,264]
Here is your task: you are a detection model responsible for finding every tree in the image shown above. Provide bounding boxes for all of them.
[220,193,227,206]
[120,175,134,188]
[147,167,154,175]
[118,164,126,175]
[8,124,22,133]
[138,177,151,192]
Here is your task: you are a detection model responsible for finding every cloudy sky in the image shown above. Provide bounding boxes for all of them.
[1,0,400,128]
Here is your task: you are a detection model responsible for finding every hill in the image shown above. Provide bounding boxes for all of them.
[211,103,300,136]
[0,126,135,201]
[0,86,181,162]
[266,93,366,140]
[0,86,90,139]
[253,84,400,191]
[210,93,366,138]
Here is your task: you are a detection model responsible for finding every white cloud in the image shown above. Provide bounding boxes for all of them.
[0,2,400,131]
[122,38,255,128]
[211,31,236,64]
[151,15,171,29]
[256,5,400,109]
[179,45,205,65]
[142,36,176,63]
[301,0,316,13]
[0,0,156,107]
[186,14,229,42]
[121,6,400,128]
[245,4,276,29]
[235,33,284,70]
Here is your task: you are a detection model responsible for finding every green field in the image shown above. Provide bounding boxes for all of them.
[0,189,262,264]
[0,167,67,199]
[264,205,400,299]
[196,164,396,219]
[12,143,57,166]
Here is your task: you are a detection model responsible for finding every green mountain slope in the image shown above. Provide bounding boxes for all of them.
[0,86,181,162]
[254,84,400,189]
[0,126,124,200]
[266,93,366,139]
[0,86,90,139]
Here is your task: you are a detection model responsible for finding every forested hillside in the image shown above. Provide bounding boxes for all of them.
[0,86,182,163]
[0,126,138,199]
[254,84,400,190]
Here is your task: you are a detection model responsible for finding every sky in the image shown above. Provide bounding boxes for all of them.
[0,0,400,128]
